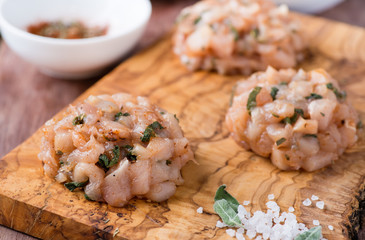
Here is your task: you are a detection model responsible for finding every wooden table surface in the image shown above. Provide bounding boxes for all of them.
[0,0,364,239]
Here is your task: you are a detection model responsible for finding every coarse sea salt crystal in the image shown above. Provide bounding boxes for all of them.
[197,207,203,214]
[328,225,334,231]
[303,198,312,206]
[226,229,236,237]
[313,220,320,226]
[216,220,226,228]
[268,194,275,200]
[236,231,245,240]
[246,229,256,238]
[243,201,250,206]
[311,195,319,201]
[316,201,325,209]
[288,207,295,212]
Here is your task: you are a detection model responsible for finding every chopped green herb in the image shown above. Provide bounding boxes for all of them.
[230,25,239,41]
[357,121,363,129]
[103,135,117,142]
[250,28,259,39]
[98,146,120,169]
[84,194,94,201]
[270,87,279,100]
[64,181,88,192]
[304,134,317,138]
[279,82,288,85]
[285,154,290,161]
[294,226,322,240]
[281,117,291,124]
[59,160,64,165]
[174,114,180,122]
[213,185,243,227]
[229,84,237,107]
[326,83,346,100]
[160,111,165,115]
[72,114,85,125]
[114,112,130,121]
[140,121,164,142]
[320,112,325,117]
[272,113,279,118]
[56,150,63,155]
[123,145,137,163]
[113,228,120,238]
[305,93,323,100]
[247,87,262,115]
[281,108,304,125]
[194,16,202,25]
[166,160,172,165]
[276,137,286,146]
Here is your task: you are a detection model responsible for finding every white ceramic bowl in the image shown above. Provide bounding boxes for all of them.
[273,0,344,14]
[0,0,151,79]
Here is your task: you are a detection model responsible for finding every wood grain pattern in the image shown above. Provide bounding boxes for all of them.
[0,14,365,240]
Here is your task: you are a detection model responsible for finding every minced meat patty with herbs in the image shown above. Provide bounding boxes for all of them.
[226,67,359,171]
[39,93,194,207]
[173,0,306,75]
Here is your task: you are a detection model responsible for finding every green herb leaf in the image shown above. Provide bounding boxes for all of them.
[214,199,243,227]
[270,87,279,100]
[56,150,63,155]
[357,121,363,129]
[320,112,325,117]
[272,113,279,118]
[166,160,172,165]
[64,181,88,192]
[72,114,85,125]
[281,108,304,125]
[59,160,64,165]
[230,26,239,41]
[304,134,317,138]
[279,82,288,85]
[84,194,94,201]
[247,87,262,115]
[140,121,164,142]
[115,112,130,121]
[276,137,286,146]
[305,93,323,100]
[174,114,180,122]
[250,28,259,39]
[98,146,120,169]
[98,154,110,169]
[160,111,165,115]
[108,145,120,167]
[294,226,322,240]
[123,145,137,163]
[326,83,346,100]
[194,16,202,25]
[214,185,240,212]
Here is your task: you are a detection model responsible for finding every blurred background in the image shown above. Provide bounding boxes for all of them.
[0,0,364,239]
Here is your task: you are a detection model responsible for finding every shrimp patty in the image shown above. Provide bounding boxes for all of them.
[173,0,306,75]
[226,67,359,171]
[39,93,194,207]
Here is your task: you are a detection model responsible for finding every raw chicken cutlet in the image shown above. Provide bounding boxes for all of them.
[173,0,306,75]
[226,67,359,171]
[39,93,194,207]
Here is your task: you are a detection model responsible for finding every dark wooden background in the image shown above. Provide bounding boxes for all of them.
[0,0,364,239]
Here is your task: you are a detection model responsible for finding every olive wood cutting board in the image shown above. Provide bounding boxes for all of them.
[1,14,365,240]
